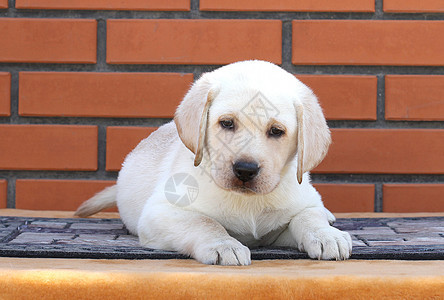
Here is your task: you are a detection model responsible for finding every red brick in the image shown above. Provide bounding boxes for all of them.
[19,72,193,118]
[314,184,375,213]
[200,0,374,12]
[0,0,7,9]
[292,20,444,66]
[383,184,444,212]
[384,0,444,13]
[0,18,96,63]
[0,73,10,116]
[16,180,116,211]
[0,125,97,171]
[314,129,444,174]
[297,75,377,120]
[0,180,6,209]
[385,75,444,121]
[16,0,189,10]
[106,127,157,171]
[107,19,282,64]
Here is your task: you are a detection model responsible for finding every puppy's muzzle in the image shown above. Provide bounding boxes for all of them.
[233,161,260,183]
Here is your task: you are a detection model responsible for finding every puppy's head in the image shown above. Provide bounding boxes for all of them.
[174,60,331,195]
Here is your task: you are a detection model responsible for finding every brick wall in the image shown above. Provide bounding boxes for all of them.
[0,1,443,213]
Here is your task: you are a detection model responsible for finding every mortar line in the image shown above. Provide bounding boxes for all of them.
[375,183,383,212]
[376,74,386,125]
[281,20,292,69]
[6,177,15,208]
[96,18,107,70]
[1,63,444,75]
[96,125,107,175]
[2,6,443,20]
[7,0,15,9]
[190,0,200,19]
[374,0,384,19]
[9,71,19,124]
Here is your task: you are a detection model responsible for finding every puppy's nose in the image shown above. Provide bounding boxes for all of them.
[233,161,260,182]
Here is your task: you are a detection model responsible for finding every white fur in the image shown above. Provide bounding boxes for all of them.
[76,60,352,265]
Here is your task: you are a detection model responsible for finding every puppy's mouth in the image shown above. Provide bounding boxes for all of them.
[213,177,259,195]
[229,178,263,195]
[232,183,257,195]
[211,171,280,195]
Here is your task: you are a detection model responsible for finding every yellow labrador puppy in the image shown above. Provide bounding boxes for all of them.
[76,60,352,265]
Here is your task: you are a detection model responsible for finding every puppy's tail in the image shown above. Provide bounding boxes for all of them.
[75,185,117,217]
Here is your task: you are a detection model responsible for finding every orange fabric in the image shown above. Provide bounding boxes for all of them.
[1,210,443,299]
[0,258,443,300]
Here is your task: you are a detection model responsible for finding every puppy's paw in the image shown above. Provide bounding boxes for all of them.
[299,227,352,260]
[324,208,336,226]
[194,238,251,266]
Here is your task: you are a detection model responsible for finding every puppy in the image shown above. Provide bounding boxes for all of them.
[76,60,352,265]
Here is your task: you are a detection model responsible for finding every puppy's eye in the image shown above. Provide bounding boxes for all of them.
[220,119,234,130]
[269,127,285,137]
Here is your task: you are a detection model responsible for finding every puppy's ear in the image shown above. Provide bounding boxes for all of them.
[193,90,216,166]
[174,73,217,166]
[295,90,331,184]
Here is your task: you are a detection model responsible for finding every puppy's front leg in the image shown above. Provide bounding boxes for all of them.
[137,201,251,266]
[289,207,352,260]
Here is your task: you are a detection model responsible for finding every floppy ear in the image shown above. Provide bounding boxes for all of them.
[295,90,331,184]
[174,73,217,166]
